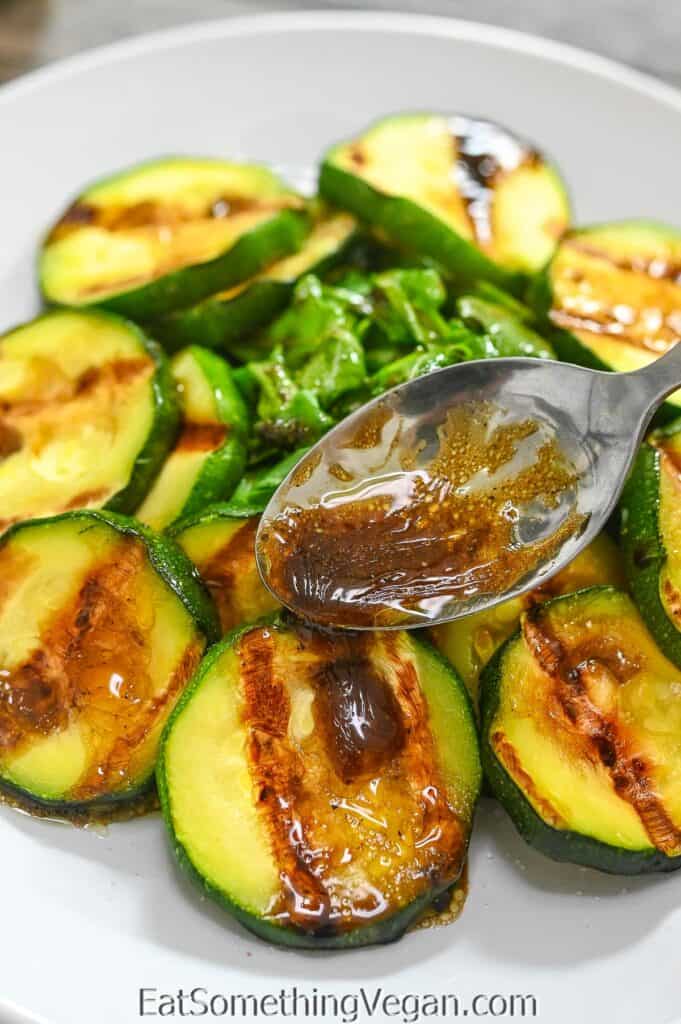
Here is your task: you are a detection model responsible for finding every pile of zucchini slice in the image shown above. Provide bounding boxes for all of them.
[2,112,681,947]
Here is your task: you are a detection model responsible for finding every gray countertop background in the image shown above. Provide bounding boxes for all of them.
[1,0,680,89]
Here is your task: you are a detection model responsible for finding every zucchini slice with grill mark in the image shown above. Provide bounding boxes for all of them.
[621,420,681,667]
[40,157,308,319]
[0,309,178,531]
[319,114,570,290]
[135,347,247,532]
[170,505,279,634]
[0,510,219,819]
[154,213,359,358]
[535,221,681,418]
[431,533,624,706]
[159,619,481,948]
[481,587,681,874]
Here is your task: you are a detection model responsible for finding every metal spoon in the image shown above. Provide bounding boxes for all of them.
[255,349,681,629]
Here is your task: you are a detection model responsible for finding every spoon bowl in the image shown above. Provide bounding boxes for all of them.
[256,348,681,629]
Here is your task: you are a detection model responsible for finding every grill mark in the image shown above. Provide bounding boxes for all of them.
[662,576,681,626]
[48,194,299,244]
[349,146,366,167]
[1,356,153,420]
[451,116,541,246]
[521,610,681,854]
[76,358,151,393]
[492,730,567,829]
[199,519,265,633]
[0,421,22,459]
[64,488,111,511]
[240,625,468,934]
[383,635,466,884]
[549,309,679,355]
[239,627,333,933]
[563,238,681,284]
[0,538,200,798]
[175,422,229,454]
[73,637,203,800]
[656,443,681,480]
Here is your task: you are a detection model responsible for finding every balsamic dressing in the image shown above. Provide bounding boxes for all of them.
[259,400,585,628]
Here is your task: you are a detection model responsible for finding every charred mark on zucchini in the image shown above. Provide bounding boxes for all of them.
[496,606,681,855]
[0,536,203,800]
[198,518,271,631]
[237,626,465,936]
[48,195,291,246]
[451,115,541,248]
[174,422,229,454]
[0,512,215,816]
[548,231,681,356]
[0,312,176,530]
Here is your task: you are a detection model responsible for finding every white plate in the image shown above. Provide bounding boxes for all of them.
[2,12,681,1024]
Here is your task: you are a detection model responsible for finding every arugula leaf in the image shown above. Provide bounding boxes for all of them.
[229,446,311,511]
[457,295,555,359]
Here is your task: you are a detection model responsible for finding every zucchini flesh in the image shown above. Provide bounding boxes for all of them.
[135,347,247,531]
[481,587,681,873]
[320,114,569,285]
[0,510,217,818]
[541,221,681,413]
[431,533,624,705]
[155,213,358,357]
[40,158,307,318]
[171,507,279,634]
[0,310,178,530]
[621,422,681,667]
[159,621,481,947]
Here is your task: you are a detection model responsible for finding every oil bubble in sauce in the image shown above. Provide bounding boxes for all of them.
[257,399,587,629]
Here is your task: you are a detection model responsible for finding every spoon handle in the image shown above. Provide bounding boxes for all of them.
[629,341,681,410]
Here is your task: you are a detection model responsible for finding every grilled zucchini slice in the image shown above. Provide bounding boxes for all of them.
[0,309,178,531]
[0,510,219,819]
[536,221,681,416]
[170,506,279,634]
[159,620,481,948]
[135,347,247,531]
[320,114,569,289]
[481,587,681,874]
[154,213,358,358]
[431,533,624,705]
[621,418,681,667]
[40,157,307,319]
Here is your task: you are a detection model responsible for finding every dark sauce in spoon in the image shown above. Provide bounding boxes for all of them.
[258,400,586,628]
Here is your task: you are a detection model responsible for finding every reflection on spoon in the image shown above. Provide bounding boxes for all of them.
[257,397,586,628]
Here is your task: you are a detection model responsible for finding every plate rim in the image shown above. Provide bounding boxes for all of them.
[2,11,681,1024]
[1,8,681,115]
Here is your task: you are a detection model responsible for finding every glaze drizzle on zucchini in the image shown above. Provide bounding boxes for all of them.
[159,619,480,947]
[0,511,218,818]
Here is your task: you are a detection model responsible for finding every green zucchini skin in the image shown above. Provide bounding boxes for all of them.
[176,347,248,520]
[620,439,681,667]
[0,309,181,521]
[136,346,249,531]
[158,622,480,948]
[158,632,444,949]
[154,280,295,355]
[39,156,310,320]
[530,220,681,424]
[480,588,681,875]
[0,509,219,819]
[105,317,182,514]
[154,218,360,357]
[0,508,220,650]
[319,159,521,294]
[88,211,308,322]
[168,501,262,538]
